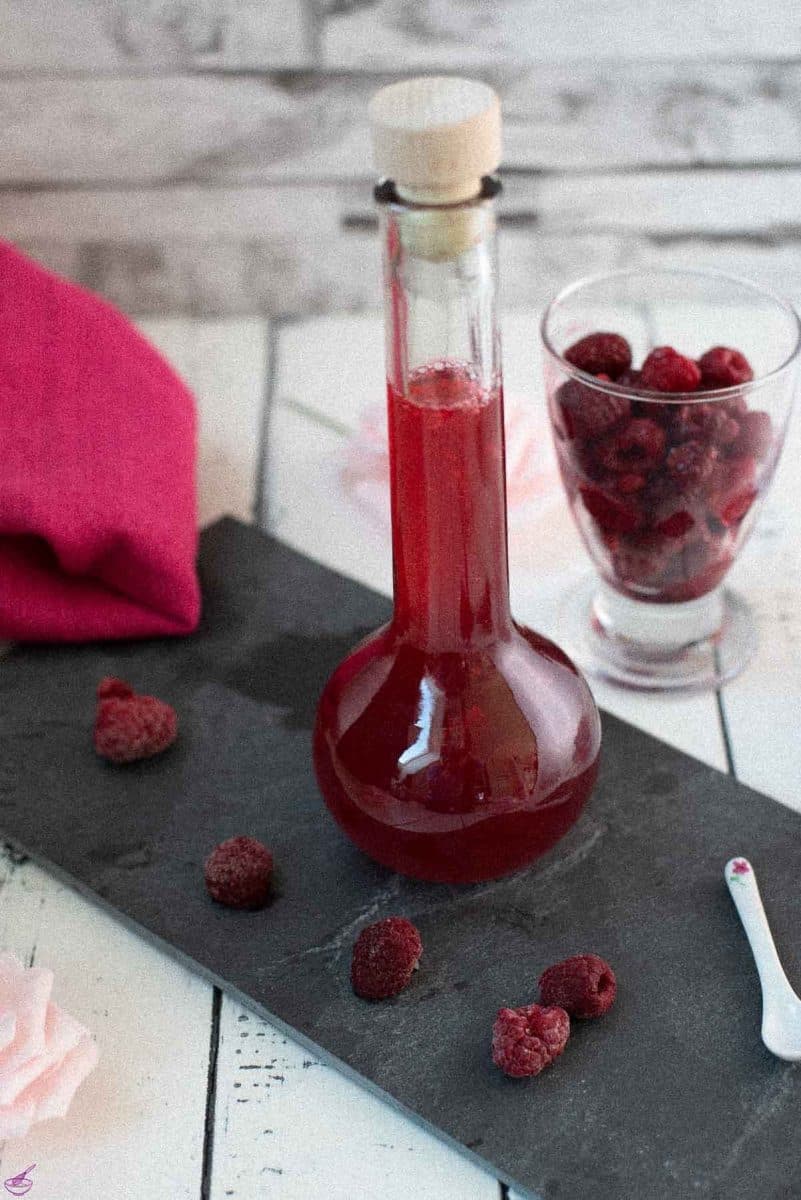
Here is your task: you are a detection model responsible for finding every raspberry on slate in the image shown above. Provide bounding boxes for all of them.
[351,917,422,1001]
[640,346,702,393]
[492,1003,570,1078]
[96,676,135,700]
[596,418,666,473]
[697,346,754,389]
[564,332,632,380]
[204,836,274,910]
[94,681,178,764]
[539,953,617,1019]
[556,379,631,441]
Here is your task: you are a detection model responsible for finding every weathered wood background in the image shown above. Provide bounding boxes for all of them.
[3,0,801,318]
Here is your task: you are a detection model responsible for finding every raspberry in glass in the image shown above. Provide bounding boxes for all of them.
[672,402,738,447]
[612,532,674,589]
[666,440,718,491]
[709,455,758,526]
[555,379,631,440]
[579,484,642,534]
[564,332,632,379]
[697,346,754,388]
[596,418,666,473]
[641,346,702,393]
[731,410,772,461]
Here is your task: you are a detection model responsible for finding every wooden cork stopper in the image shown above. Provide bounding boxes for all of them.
[369,76,501,205]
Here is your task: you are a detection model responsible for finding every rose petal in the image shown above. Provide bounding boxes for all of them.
[26,1034,99,1122]
[0,1002,85,1106]
[0,1097,35,1140]
[0,1009,17,1052]
[0,955,53,1073]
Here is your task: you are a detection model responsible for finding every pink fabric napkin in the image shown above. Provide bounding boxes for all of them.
[0,241,200,642]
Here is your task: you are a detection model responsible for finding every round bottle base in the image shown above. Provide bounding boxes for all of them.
[313,625,601,885]
[557,578,757,693]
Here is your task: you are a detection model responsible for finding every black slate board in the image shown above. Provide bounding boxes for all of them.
[1,517,799,1200]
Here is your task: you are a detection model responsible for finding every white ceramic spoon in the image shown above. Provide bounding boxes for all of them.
[725,857,801,1061]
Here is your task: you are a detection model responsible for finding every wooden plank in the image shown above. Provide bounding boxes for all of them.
[322,0,801,67]
[501,170,801,237]
[12,228,628,319]
[502,60,801,170]
[0,76,341,186]
[3,62,801,186]
[3,184,380,317]
[7,172,801,244]
[0,0,308,72]
[7,164,801,316]
[137,318,269,526]
[0,850,212,1198]
[210,995,500,1199]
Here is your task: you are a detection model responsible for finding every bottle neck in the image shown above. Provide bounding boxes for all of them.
[378,182,512,651]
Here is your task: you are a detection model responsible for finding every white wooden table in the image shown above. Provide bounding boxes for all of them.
[1,310,798,1198]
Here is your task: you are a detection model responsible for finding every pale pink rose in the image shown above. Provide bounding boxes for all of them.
[0,954,98,1139]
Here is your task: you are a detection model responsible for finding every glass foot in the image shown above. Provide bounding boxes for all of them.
[558,578,757,692]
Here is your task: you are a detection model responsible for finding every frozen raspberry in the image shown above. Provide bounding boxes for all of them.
[564,332,632,379]
[725,394,748,417]
[539,954,617,1019]
[612,532,673,589]
[672,401,734,446]
[615,472,647,495]
[718,416,742,447]
[666,440,718,490]
[351,917,422,1001]
[731,410,772,461]
[571,437,605,481]
[492,1003,570,1078]
[709,455,758,526]
[579,484,641,534]
[96,676,135,700]
[204,836,273,910]
[698,346,754,389]
[663,530,733,601]
[616,368,642,389]
[641,346,702,393]
[655,509,695,538]
[94,687,177,763]
[556,379,631,440]
[596,418,666,473]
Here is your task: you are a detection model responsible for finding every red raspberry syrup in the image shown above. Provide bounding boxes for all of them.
[314,363,601,883]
